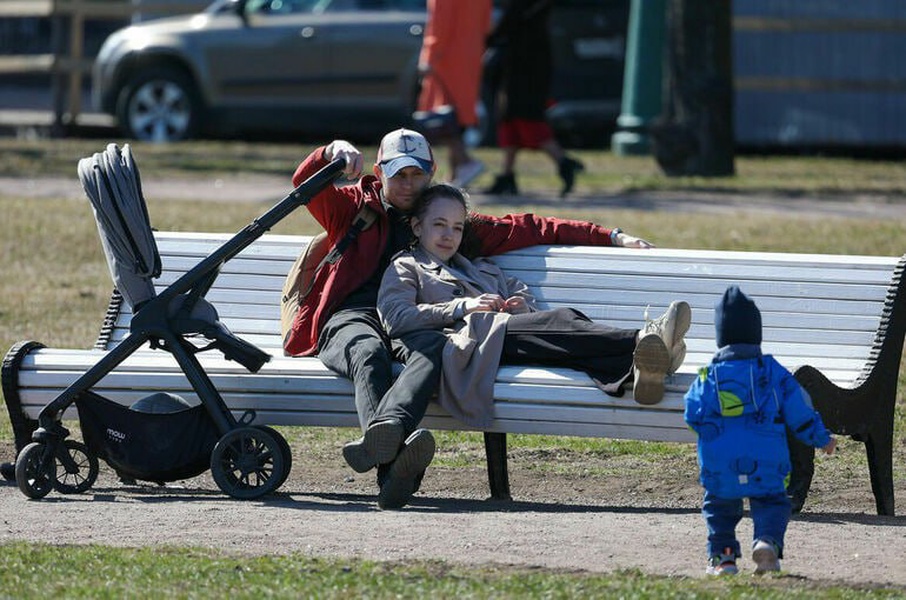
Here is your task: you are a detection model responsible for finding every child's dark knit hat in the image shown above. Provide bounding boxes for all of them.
[715,285,762,347]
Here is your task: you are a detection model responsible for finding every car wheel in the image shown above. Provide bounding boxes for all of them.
[116,66,201,142]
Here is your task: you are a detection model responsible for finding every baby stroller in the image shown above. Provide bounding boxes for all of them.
[14,144,344,500]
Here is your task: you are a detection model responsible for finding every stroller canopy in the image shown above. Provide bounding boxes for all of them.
[78,143,161,310]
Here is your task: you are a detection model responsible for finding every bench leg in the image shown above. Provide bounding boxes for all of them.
[484,432,512,501]
[2,341,44,452]
[796,363,899,516]
[862,412,896,516]
[1,341,45,481]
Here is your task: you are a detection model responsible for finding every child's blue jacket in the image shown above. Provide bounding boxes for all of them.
[683,344,832,498]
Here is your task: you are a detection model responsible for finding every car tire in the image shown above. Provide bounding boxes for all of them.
[116,66,202,142]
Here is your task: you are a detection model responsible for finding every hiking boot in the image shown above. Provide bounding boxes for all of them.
[484,173,519,196]
[642,301,691,374]
[377,429,436,510]
[342,419,405,473]
[632,333,670,405]
[669,340,687,375]
[379,464,426,494]
[752,539,781,574]
[451,159,485,188]
[558,156,585,197]
[706,548,739,576]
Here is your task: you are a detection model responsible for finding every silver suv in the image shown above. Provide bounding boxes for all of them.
[93,0,627,143]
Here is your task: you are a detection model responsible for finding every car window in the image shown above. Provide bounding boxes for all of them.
[359,0,426,9]
[245,0,425,13]
[245,0,326,14]
[329,0,425,10]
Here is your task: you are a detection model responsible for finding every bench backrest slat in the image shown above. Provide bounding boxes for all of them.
[96,233,899,387]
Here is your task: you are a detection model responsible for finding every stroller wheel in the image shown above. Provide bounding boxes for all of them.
[53,440,100,494]
[210,426,286,500]
[254,425,292,490]
[16,442,55,499]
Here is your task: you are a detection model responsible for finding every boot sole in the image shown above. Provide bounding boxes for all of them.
[342,420,405,473]
[633,334,670,405]
[378,429,436,510]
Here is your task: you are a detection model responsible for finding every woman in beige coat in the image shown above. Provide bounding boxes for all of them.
[377,185,690,423]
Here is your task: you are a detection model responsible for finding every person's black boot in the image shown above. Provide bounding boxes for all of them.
[558,156,585,197]
[484,173,519,195]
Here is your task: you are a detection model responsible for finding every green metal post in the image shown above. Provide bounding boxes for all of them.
[611,0,666,155]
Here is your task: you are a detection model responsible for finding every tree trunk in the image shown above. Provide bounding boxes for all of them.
[652,0,735,176]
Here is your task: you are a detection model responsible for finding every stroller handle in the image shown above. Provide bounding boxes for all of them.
[254,157,348,234]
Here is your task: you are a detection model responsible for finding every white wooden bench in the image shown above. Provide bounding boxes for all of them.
[3,232,904,515]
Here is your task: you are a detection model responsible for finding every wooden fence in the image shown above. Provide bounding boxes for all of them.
[0,0,205,133]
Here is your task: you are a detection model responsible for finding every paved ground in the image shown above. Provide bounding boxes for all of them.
[4,173,906,222]
[2,92,905,221]
[1,460,905,587]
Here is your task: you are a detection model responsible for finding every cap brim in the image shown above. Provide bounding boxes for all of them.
[382,156,433,178]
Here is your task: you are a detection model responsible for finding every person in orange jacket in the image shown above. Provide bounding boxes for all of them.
[416,0,492,187]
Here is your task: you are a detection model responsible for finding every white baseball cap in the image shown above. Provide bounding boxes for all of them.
[376,128,434,177]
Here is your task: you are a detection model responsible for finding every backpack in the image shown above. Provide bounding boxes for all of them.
[280,204,378,346]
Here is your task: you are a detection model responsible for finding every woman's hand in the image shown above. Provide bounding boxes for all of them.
[464,293,506,314]
[503,296,530,314]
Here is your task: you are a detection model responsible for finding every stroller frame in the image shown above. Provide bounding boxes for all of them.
[15,154,346,500]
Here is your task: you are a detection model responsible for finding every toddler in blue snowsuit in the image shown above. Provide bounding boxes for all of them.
[684,286,836,575]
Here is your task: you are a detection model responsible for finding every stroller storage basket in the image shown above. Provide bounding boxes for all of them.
[76,390,219,483]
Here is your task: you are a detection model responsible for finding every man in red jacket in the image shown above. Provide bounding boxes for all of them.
[287,128,654,509]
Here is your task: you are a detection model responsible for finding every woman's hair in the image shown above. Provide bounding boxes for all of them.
[410,184,485,258]
[411,183,469,222]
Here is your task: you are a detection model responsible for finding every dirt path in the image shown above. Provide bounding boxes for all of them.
[1,455,905,587]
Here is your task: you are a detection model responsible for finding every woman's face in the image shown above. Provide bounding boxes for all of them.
[412,196,466,263]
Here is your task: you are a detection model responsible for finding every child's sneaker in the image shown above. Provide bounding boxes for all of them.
[752,539,781,574]
[706,548,739,576]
